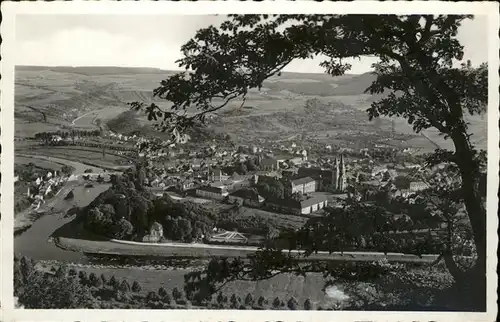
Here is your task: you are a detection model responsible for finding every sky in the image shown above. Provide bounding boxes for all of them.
[15,14,488,74]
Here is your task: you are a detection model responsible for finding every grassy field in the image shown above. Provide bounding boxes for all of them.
[235,206,308,230]
[15,155,65,171]
[18,146,132,168]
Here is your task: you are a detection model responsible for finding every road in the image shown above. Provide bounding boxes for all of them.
[109,239,440,263]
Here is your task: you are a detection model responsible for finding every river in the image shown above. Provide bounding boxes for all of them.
[15,184,111,263]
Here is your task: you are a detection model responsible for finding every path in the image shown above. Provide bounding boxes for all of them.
[71,109,95,126]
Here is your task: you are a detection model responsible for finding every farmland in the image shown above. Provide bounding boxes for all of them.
[16,146,133,170]
[15,66,488,152]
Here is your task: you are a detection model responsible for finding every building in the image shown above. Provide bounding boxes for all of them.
[260,157,279,170]
[228,188,265,207]
[267,195,329,215]
[298,154,347,192]
[210,168,230,182]
[196,186,229,200]
[289,176,316,194]
[142,222,164,243]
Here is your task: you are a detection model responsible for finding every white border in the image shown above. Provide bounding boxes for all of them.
[1,1,499,321]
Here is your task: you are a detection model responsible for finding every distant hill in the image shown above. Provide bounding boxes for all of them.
[14,65,487,151]
[16,65,172,76]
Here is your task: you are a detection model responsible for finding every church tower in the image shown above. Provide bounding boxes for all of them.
[338,154,346,192]
[333,157,340,190]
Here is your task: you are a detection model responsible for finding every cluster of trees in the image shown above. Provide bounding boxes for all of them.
[255,176,286,200]
[15,163,73,182]
[34,129,102,144]
[234,157,259,175]
[14,256,97,309]
[83,167,220,242]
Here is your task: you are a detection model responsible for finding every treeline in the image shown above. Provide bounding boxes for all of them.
[34,130,101,140]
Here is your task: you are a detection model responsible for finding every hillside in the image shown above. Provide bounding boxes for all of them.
[15,66,487,151]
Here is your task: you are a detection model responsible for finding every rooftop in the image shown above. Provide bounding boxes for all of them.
[291,176,315,186]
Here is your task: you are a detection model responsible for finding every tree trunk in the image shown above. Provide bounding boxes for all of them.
[451,130,487,311]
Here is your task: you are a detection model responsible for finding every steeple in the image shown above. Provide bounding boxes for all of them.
[333,157,340,190]
[338,154,346,191]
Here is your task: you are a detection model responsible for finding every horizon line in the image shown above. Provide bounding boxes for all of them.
[14,64,372,76]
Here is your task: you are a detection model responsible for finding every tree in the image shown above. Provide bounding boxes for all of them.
[132,15,487,309]
[112,218,134,239]
[272,297,281,309]
[158,287,167,298]
[108,275,118,288]
[132,281,142,293]
[304,298,313,310]
[78,271,88,285]
[172,287,182,301]
[100,274,107,285]
[230,293,240,309]
[287,297,299,310]
[257,296,266,308]
[244,293,254,307]
[119,280,131,293]
[88,273,100,287]
[61,165,73,176]
[216,292,225,307]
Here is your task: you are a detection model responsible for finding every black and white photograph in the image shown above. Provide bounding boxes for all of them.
[1,1,498,320]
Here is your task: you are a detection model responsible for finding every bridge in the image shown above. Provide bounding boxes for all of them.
[68,172,122,181]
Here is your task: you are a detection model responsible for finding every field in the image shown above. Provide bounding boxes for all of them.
[15,66,488,152]
[15,155,65,171]
[17,146,133,169]
[234,206,308,230]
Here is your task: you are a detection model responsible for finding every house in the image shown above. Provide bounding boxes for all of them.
[289,176,316,194]
[196,186,228,200]
[142,222,164,243]
[409,181,429,191]
[228,188,265,207]
[267,195,329,215]
[260,157,279,170]
[210,168,230,182]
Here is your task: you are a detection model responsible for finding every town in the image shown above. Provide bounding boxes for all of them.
[15,126,445,248]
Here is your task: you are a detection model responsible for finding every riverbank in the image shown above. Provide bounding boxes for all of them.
[14,182,79,234]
